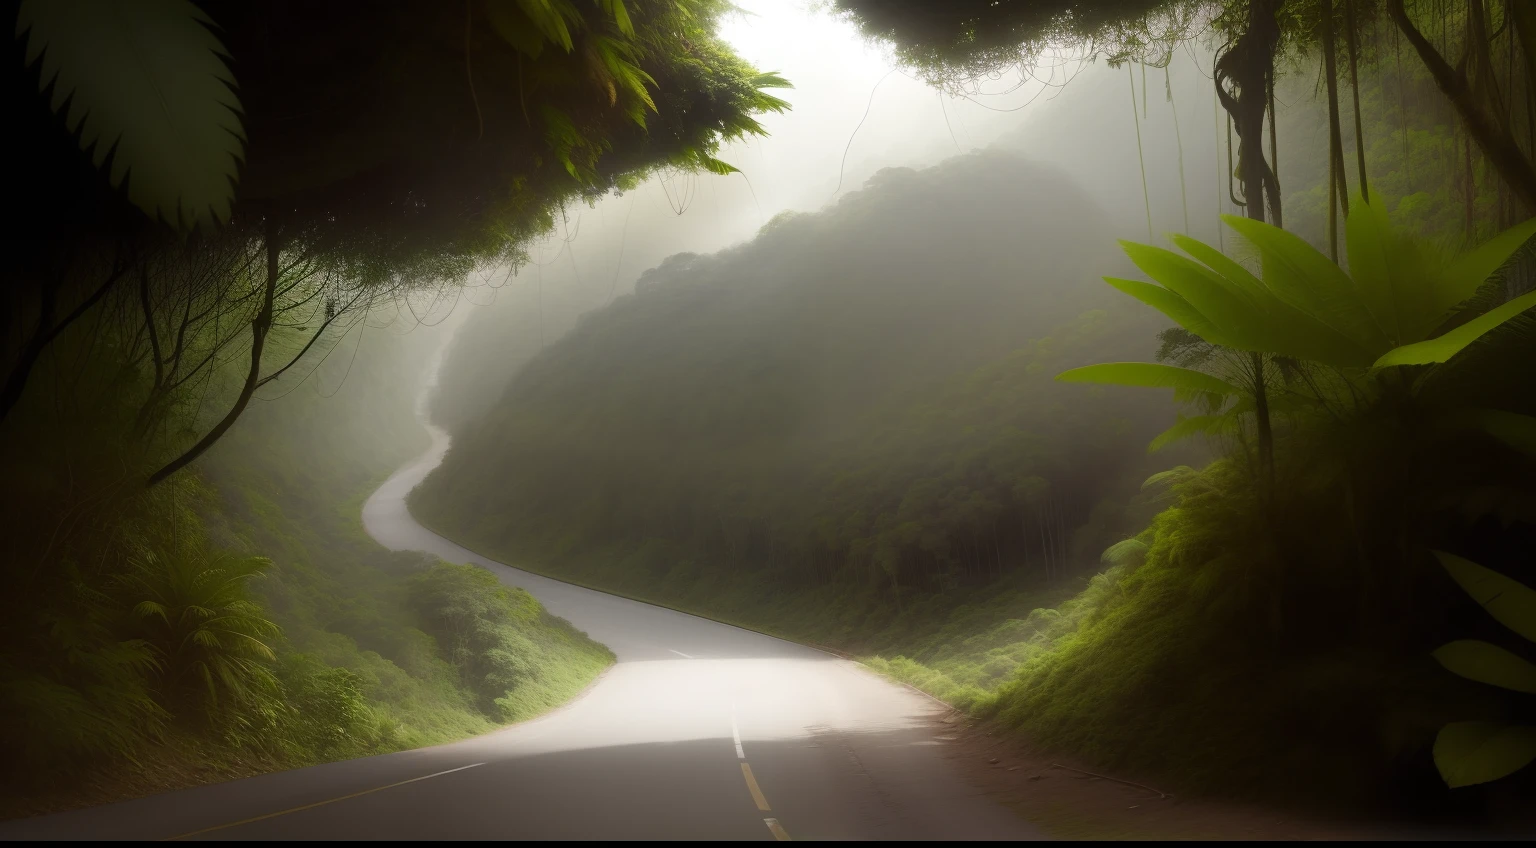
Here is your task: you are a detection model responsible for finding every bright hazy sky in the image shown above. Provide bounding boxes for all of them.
[453,1,1063,328]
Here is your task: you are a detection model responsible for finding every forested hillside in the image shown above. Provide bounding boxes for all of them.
[12,0,1536,836]
[1,0,777,815]
[416,0,1536,823]
[201,323,613,758]
[1,317,613,817]
[827,0,1536,820]
[414,150,1184,658]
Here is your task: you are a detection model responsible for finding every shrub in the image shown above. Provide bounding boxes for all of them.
[119,544,281,719]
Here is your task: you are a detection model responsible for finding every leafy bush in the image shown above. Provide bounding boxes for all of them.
[119,545,281,718]
[271,654,395,760]
[0,578,164,774]
[408,562,613,722]
[1429,552,1536,788]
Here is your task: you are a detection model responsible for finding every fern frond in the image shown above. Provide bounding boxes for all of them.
[17,0,245,231]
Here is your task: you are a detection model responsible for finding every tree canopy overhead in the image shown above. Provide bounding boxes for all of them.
[833,0,1204,88]
[204,0,787,253]
[10,0,789,255]
[2,0,792,486]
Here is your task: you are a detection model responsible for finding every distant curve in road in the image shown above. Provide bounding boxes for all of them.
[2,425,1040,841]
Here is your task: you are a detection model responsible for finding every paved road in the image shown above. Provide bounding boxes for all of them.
[2,426,1039,841]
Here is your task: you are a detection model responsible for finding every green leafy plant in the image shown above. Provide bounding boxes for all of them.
[121,546,281,714]
[1058,195,1536,452]
[0,578,165,768]
[16,0,245,231]
[478,0,791,183]
[1429,551,1536,788]
[1066,196,1536,372]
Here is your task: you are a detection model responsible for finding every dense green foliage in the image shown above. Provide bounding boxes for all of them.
[414,150,1183,660]
[415,8,1536,820]
[201,323,613,744]
[1429,552,1536,788]
[2,0,792,491]
[980,39,1536,814]
[1,0,770,811]
[835,0,1207,84]
[0,320,612,814]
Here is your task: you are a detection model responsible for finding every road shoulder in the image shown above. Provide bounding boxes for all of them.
[938,714,1385,840]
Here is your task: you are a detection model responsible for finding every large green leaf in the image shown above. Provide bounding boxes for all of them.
[1173,234,1376,367]
[1344,192,1402,344]
[1055,363,1243,396]
[1433,721,1536,788]
[748,71,794,114]
[1433,640,1536,693]
[1434,551,1536,642]
[599,0,634,37]
[1375,289,1536,368]
[1374,222,1446,346]
[1169,233,1266,300]
[1224,214,1390,353]
[17,0,244,231]
[695,153,740,176]
[1437,216,1536,321]
[1120,241,1270,351]
[1102,277,1231,346]
[1147,414,1236,453]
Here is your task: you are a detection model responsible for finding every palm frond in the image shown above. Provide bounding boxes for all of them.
[1223,214,1389,353]
[1375,290,1536,368]
[1434,551,1536,642]
[1056,362,1243,396]
[17,0,245,231]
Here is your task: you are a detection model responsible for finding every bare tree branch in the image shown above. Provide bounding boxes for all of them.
[148,219,281,487]
[1390,0,1536,210]
[0,255,129,425]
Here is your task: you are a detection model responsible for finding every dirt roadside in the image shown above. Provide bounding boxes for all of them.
[935,711,1393,841]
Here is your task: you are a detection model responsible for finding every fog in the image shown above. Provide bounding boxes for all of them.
[430,3,1240,430]
[11,0,1536,836]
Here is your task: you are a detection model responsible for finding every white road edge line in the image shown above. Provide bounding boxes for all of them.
[731,703,745,759]
[669,649,695,659]
[165,762,488,840]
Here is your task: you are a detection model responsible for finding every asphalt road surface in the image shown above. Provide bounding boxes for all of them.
[2,426,1040,841]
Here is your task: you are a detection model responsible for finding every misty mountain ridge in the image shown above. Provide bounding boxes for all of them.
[413,146,1177,649]
[439,149,1153,449]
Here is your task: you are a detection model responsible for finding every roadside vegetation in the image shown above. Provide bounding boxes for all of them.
[418,0,1536,825]
[0,318,614,818]
[7,0,1536,832]
[411,150,1183,661]
[0,0,778,816]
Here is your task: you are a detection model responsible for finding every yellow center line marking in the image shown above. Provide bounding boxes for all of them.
[740,762,772,812]
[764,816,792,841]
[163,762,487,841]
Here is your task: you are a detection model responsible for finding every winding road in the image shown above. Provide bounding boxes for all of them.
[2,425,1040,841]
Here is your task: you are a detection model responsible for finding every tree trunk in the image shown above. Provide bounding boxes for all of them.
[1251,351,1274,483]
[1391,0,1536,211]
[1345,0,1370,201]
[0,262,127,425]
[1217,0,1283,226]
[147,216,280,487]
[1322,0,1351,260]
[1215,0,1281,475]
